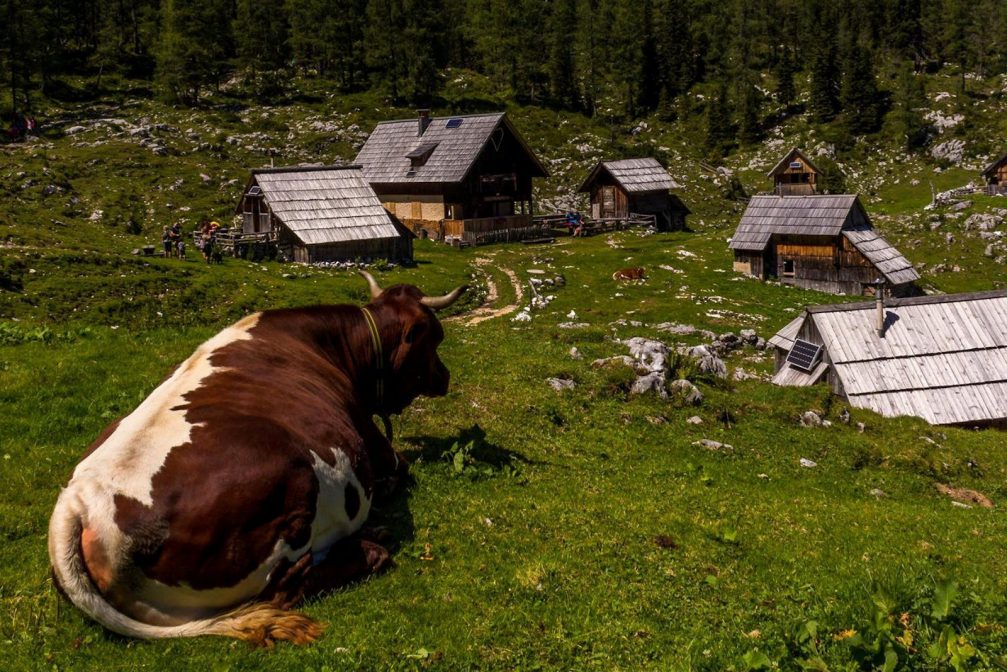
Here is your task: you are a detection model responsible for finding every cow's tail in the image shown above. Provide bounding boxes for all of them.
[48,489,325,646]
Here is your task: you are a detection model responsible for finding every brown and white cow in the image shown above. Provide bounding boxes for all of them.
[49,273,466,646]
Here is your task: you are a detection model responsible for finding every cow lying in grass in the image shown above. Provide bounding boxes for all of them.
[49,272,466,646]
[612,267,646,281]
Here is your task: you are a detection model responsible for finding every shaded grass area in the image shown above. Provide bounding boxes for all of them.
[2,230,1007,671]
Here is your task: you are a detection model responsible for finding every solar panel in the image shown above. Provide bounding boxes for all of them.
[786,338,822,371]
[446,118,464,128]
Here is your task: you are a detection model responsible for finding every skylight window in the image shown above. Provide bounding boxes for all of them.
[446,118,464,129]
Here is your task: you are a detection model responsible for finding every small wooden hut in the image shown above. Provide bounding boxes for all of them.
[982,152,1007,195]
[730,194,919,296]
[354,111,548,243]
[769,289,1007,427]
[235,165,413,263]
[768,148,821,196]
[578,158,690,230]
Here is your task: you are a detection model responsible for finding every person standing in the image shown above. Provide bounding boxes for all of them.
[161,226,172,257]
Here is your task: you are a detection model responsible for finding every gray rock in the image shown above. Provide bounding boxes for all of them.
[732,368,756,381]
[655,322,696,335]
[686,416,703,425]
[569,347,582,360]
[591,355,636,369]
[739,329,759,345]
[964,213,1002,231]
[668,378,703,405]
[856,422,866,433]
[839,408,851,424]
[689,346,727,378]
[625,337,669,373]
[800,458,818,468]
[948,200,972,212]
[631,372,667,398]
[800,411,822,427]
[985,243,996,258]
[869,488,886,498]
[693,439,733,452]
[547,377,576,392]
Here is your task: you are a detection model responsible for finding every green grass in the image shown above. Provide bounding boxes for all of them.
[5,72,1007,670]
[4,231,1007,671]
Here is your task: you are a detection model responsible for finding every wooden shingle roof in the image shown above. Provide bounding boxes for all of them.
[246,166,402,246]
[730,194,861,251]
[775,290,1007,425]
[578,158,680,194]
[353,112,547,185]
[767,147,821,177]
[982,151,1007,178]
[842,228,920,285]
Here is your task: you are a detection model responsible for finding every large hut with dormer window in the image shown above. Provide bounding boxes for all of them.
[354,111,549,243]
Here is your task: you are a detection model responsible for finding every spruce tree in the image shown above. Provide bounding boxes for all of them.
[705,81,734,156]
[808,30,840,122]
[892,62,928,151]
[234,0,289,87]
[155,0,231,104]
[840,40,882,134]
[547,0,578,109]
[774,48,796,109]
[736,78,762,145]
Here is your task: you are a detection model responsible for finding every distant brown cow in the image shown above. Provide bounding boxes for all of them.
[49,272,466,646]
[612,267,646,281]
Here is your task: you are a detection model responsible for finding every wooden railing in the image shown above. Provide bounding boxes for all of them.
[986,184,1007,196]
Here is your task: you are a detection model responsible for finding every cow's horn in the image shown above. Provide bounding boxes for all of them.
[359,270,383,300]
[421,285,469,310]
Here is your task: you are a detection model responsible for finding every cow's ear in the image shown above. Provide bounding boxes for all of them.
[403,320,427,345]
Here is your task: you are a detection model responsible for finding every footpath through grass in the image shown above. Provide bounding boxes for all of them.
[2,231,1007,671]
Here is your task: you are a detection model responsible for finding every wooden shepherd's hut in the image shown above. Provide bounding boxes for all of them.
[578,158,690,231]
[982,152,1007,195]
[730,194,919,296]
[769,289,1007,427]
[235,165,414,263]
[354,111,548,243]
[768,148,821,196]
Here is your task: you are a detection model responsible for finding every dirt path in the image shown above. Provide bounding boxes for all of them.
[449,257,524,326]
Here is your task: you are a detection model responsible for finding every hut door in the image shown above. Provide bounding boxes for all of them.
[601,186,616,218]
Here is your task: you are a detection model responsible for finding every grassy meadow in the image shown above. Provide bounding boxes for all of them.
[3,232,1007,671]
[4,71,1007,670]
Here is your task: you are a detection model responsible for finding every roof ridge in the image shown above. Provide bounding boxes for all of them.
[252,164,361,174]
[372,111,506,125]
[807,288,1007,314]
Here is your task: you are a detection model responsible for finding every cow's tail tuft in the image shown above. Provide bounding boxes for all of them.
[203,603,326,647]
[48,487,325,646]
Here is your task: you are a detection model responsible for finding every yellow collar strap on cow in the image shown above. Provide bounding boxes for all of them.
[360,306,384,406]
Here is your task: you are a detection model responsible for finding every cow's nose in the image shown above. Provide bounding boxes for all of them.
[429,363,449,396]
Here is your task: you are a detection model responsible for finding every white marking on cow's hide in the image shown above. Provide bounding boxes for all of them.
[133,536,308,622]
[308,448,370,565]
[65,314,261,584]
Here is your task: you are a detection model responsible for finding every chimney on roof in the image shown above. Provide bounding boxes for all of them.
[872,278,887,338]
[417,109,431,136]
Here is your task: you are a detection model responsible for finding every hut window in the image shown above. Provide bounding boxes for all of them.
[446,118,464,129]
[782,259,795,276]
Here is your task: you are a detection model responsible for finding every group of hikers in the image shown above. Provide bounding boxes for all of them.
[161,220,223,263]
[564,211,587,237]
[5,113,38,141]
